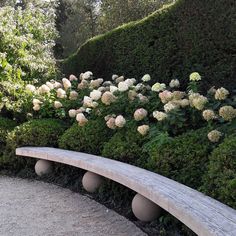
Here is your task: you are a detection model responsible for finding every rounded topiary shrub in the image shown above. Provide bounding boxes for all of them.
[201,135,236,209]
[145,127,214,189]
[102,124,147,164]
[59,119,114,155]
[2,119,66,170]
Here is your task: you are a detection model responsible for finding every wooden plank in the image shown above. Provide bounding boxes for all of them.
[16,147,236,236]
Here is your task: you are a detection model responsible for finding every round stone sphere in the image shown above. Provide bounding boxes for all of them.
[35,160,53,176]
[82,171,104,193]
[132,193,161,222]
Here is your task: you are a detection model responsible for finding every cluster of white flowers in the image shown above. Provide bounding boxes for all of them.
[208,130,222,143]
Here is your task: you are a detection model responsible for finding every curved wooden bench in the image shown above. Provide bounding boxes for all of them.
[16,147,236,236]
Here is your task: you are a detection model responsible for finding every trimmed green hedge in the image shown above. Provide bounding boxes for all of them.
[63,0,236,90]
[59,119,114,155]
[1,119,66,169]
[201,135,236,209]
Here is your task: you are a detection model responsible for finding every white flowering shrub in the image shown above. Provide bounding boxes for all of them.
[0,1,58,119]
[28,71,236,141]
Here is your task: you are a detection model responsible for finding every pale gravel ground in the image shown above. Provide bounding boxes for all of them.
[0,176,146,236]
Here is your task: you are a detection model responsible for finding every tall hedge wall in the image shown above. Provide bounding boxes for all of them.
[62,0,236,90]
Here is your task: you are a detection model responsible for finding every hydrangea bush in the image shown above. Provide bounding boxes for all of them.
[28,71,236,142]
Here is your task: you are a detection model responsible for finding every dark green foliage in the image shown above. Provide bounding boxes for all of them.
[145,127,214,188]
[201,135,236,209]
[1,119,66,169]
[0,117,17,155]
[102,123,147,164]
[59,119,114,155]
[63,0,236,91]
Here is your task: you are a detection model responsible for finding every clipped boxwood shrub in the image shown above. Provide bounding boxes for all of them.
[2,119,66,169]
[201,135,236,209]
[0,117,17,154]
[102,123,147,164]
[59,119,114,155]
[145,127,214,189]
[63,0,236,90]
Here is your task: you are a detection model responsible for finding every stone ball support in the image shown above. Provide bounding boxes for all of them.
[35,159,53,176]
[132,193,161,222]
[82,171,104,193]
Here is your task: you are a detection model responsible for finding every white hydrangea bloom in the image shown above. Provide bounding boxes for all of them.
[153,111,168,121]
[76,113,88,126]
[90,90,102,101]
[54,101,63,109]
[141,74,151,82]
[169,79,180,88]
[110,86,118,93]
[118,81,129,92]
[57,88,66,99]
[68,109,77,118]
[189,72,201,81]
[82,71,93,80]
[33,104,41,111]
[137,125,149,136]
[69,91,78,100]
[62,78,71,90]
[115,115,126,128]
[69,74,78,81]
[151,82,166,92]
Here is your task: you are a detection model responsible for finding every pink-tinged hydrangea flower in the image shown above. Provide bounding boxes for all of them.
[101,92,116,105]
[215,87,229,100]
[153,111,168,121]
[137,94,149,103]
[169,79,180,88]
[137,125,150,136]
[54,101,63,109]
[118,81,129,92]
[134,108,148,121]
[26,84,36,92]
[159,90,173,104]
[53,81,62,89]
[219,106,236,121]
[68,109,77,118]
[76,113,88,126]
[83,96,94,108]
[208,130,222,143]
[106,117,116,129]
[69,74,78,81]
[39,84,50,94]
[46,82,54,90]
[78,80,89,90]
[202,109,216,121]
[189,72,201,81]
[115,115,126,128]
[57,88,66,99]
[151,82,166,92]
[62,78,71,90]
[69,91,78,100]
[90,78,104,89]
[90,90,102,101]
[141,74,151,82]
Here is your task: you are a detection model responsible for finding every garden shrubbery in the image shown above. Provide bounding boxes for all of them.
[63,0,236,91]
[1,119,66,169]
[59,119,114,155]
[201,134,236,209]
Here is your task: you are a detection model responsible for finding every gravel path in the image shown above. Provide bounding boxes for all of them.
[0,176,146,236]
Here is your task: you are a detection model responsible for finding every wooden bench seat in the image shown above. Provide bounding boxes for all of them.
[16,147,236,236]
